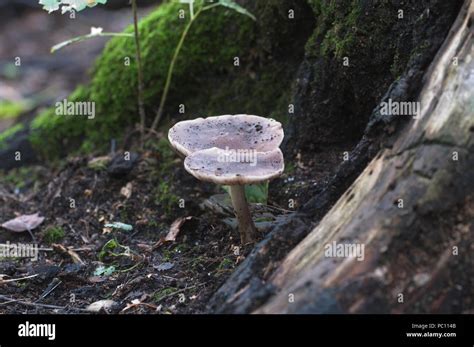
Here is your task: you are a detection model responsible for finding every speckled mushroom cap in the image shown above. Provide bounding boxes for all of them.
[184,147,285,185]
[168,114,284,157]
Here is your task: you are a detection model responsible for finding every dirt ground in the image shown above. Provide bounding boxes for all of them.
[0,135,342,314]
[0,3,349,314]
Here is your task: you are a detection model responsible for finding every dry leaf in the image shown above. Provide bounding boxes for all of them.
[1,213,45,232]
[86,299,117,313]
[120,182,133,199]
[52,244,85,265]
[166,216,192,242]
[152,217,192,250]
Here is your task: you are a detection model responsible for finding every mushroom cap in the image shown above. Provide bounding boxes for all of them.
[184,147,285,185]
[168,114,284,157]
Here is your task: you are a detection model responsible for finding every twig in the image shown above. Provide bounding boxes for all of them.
[132,0,147,147]
[150,3,220,131]
[154,283,206,304]
[36,247,93,252]
[0,274,38,285]
[51,32,133,53]
[0,294,88,312]
[35,279,62,303]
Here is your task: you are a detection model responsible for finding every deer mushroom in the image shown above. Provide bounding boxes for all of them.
[168,115,284,243]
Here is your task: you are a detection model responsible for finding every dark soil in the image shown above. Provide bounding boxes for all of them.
[0,148,260,314]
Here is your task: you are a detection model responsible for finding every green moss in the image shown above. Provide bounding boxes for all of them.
[0,101,31,120]
[29,0,312,160]
[285,161,296,174]
[30,86,93,159]
[30,2,256,159]
[0,165,38,189]
[43,226,65,244]
[217,257,234,270]
[0,123,24,150]
[153,287,177,302]
[304,0,362,59]
[153,180,179,215]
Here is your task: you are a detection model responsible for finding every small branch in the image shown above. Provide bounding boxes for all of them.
[132,0,147,147]
[0,274,39,285]
[51,32,133,53]
[150,3,219,131]
[0,294,89,312]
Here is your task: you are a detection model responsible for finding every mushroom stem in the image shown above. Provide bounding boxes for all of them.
[229,185,257,244]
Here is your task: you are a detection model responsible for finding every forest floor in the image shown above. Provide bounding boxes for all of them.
[0,5,348,314]
[0,149,251,314]
[0,140,342,313]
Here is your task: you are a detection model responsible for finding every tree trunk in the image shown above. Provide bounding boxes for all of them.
[256,0,474,314]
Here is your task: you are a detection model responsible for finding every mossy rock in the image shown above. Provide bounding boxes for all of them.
[0,123,24,151]
[29,0,314,159]
[286,0,463,152]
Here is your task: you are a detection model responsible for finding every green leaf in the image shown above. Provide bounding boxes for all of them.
[244,183,268,204]
[38,0,108,13]
[94,265,116,276]
[218,0,256,21]
[222,182,268,204]
[39,0,60,13]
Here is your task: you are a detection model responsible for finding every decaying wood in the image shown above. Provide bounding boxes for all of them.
[255,0,474,314]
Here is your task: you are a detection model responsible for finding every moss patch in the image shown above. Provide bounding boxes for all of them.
[31,2,255,158]
[29,0,314,159]
[0,123,24,150]
[0,101,31,120]
[43,226,65,244]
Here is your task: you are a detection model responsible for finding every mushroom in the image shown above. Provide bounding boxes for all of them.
[168,115,284,244]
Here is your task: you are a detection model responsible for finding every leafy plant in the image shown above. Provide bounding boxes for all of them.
[38,0,256,145]
[150,0,256,131]
[223,182,268,204]
[98,238,130,261]
[38,0,146,144]
[39,0,107,13]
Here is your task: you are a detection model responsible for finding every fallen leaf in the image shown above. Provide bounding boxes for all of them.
[86,299,117,313]
[152,217,192,250]
[166,217,192,242]
[52,244,85,265]
[121,300,157,313]
[154,262,174,272]
[1,213,45,232]
[87,276,106,284]
[120,182,133,199]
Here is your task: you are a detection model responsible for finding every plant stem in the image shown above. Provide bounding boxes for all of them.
[229,185,257,244]
[150,3,220,131]
[51,32,133,53]
[132,0,146,146]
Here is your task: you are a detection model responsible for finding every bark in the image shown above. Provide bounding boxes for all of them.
[256,0,474,314]
[207,0,464,314]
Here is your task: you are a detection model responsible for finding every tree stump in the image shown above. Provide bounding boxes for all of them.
[256,0,474,314]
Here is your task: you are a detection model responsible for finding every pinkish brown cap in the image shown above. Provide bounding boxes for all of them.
[168,114,284,157]
[184,147,284,185]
